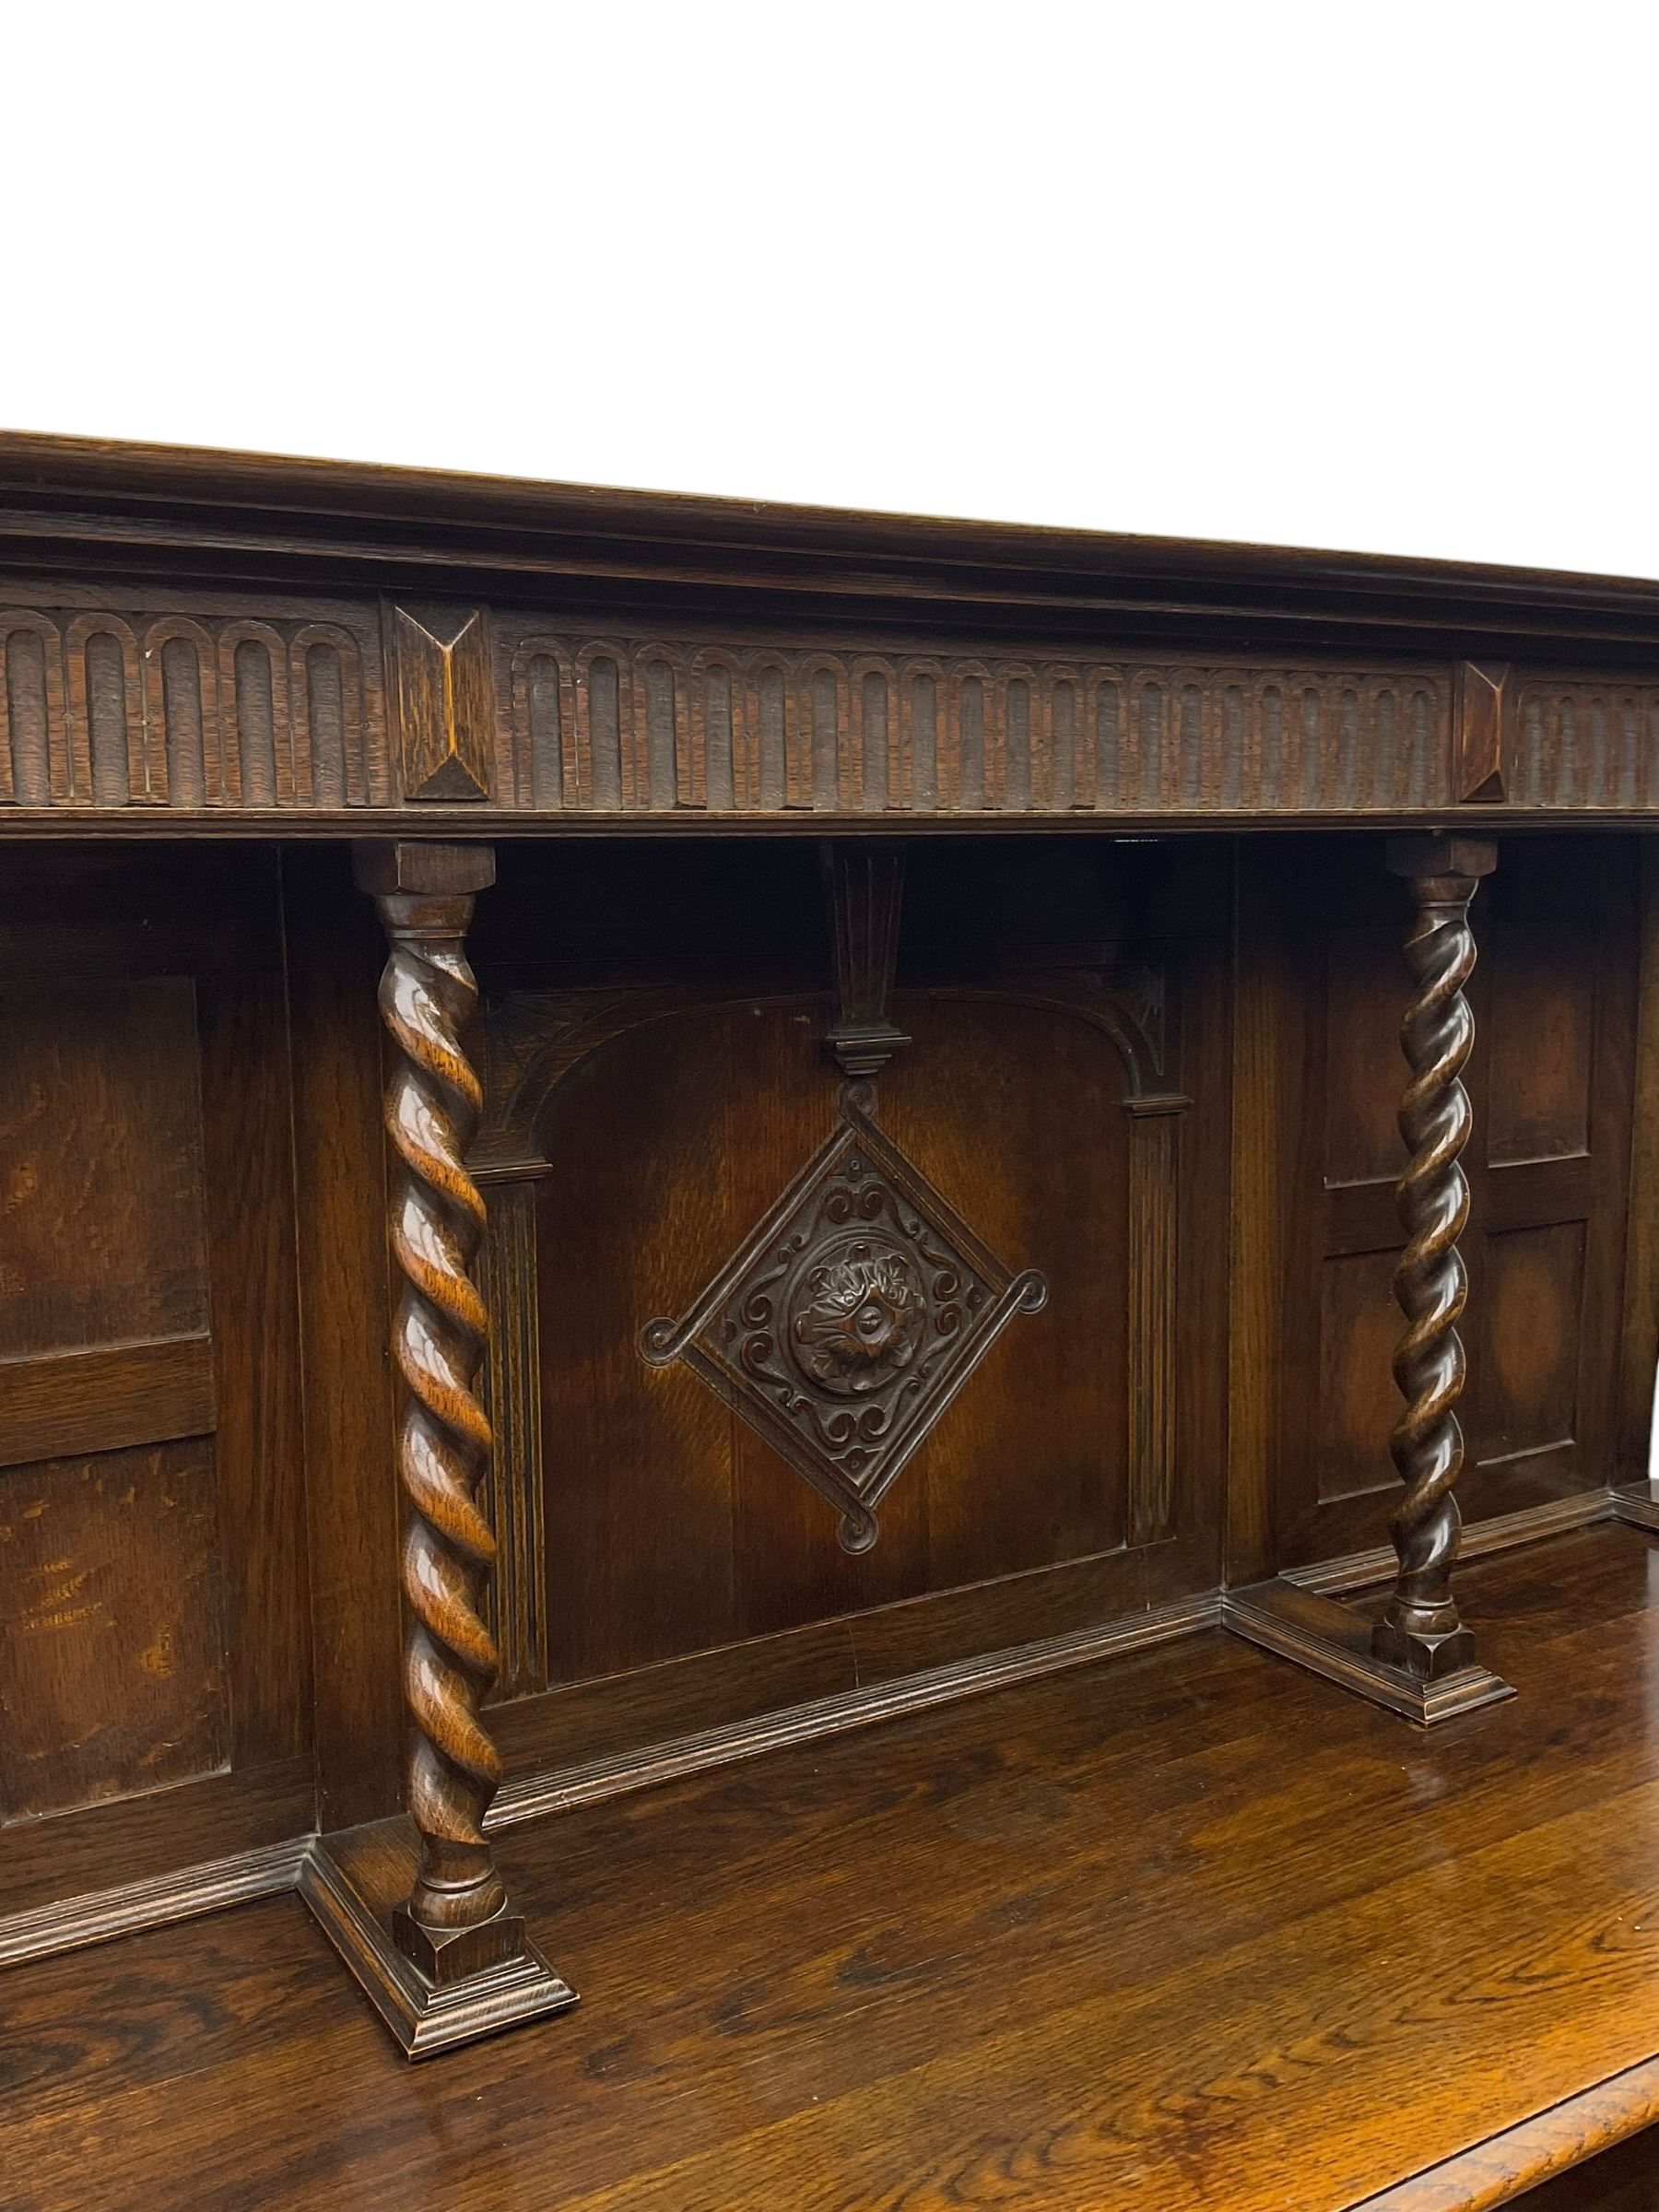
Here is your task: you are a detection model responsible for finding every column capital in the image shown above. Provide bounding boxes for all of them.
[352,839,496,900]
[1385,833,1497,881]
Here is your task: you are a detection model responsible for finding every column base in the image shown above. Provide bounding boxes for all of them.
[299,1816,578,2059]
[1225,1577,1515,1727]
[1371,1616,1477,1677]
[1609,1479,1659,1535]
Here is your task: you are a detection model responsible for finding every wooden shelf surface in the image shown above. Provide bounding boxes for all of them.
[6,1524,1659,2211]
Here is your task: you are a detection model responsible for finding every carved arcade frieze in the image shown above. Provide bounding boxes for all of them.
[0,580,1642,824]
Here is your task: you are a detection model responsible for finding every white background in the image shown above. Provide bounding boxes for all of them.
[3,4,1656,572]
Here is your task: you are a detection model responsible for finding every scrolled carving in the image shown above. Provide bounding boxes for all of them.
[730,1150,987,1485]
[641,1100,1046,1553]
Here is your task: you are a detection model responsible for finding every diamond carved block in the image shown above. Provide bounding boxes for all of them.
[384,599,494,802]
[641,1099,1047,1551]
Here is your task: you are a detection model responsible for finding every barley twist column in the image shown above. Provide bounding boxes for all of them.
[354,840,523,1984]
[1372,834,1496,1680]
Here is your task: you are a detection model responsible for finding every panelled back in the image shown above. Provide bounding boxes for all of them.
[465,839,1231,1777]
[0,848,312,1912]
[1253,835,1637,1570]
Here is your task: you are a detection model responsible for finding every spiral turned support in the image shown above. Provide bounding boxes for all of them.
[355,841,524,1986]
[1373,835,1497,1681]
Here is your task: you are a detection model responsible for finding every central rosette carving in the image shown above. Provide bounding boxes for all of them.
[640,1106,1048,1553]
[787,1238,926,1394]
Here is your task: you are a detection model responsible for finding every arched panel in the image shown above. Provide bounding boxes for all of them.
[65,616,144,805]
[1,614,70,805]
[517,989,1137,1687]
[217,622,288,806]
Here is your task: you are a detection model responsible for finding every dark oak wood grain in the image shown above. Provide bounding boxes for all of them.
[300,840,574,2051]
[1615,836,1659,1503]
[383,602,494,803]
[282,843,404,1830]
[3,1532,1658,2209]
[2,439,1658,2165]
[1371,834,1496,1680]
[6,432,1659,832]
[441,837,1233,1806]
[1239,834,1638,1578]
[0,1334,214,1470]
[0,844,312,1916]
[0,1437,229,1818]
[1356,2065,1659,2209]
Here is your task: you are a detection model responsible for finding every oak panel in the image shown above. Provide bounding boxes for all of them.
[194,967,312,1771]
[535,1006,747,1683]
[0,844,317,1898]
[281,846,401,1828]
[0,1335,215,1469]
[1475,1220,1584,1465]
[535,988,1135,1687]
[0,976,209,1359]
[1486,917,1594,1165]
[1617,839,1659,1485]
[1322,923,1406,1186]
[1258,834,1637,1571]
[1315,1248,1399,1504]
[0,1439,229,1823]
[462,838,1229,1791]
[885,993,1129,1589]
[1,1758,314,1923]
[490,1616,857,1781]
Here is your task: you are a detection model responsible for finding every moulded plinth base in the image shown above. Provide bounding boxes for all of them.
[1371,1616,1477,1677]
[299,1816,577,2059]
[1610,1479,1659,1535]
[1224,1576,1515,1727]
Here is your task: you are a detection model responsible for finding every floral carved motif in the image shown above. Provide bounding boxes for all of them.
[641,1099,1046,1552]
[788,1241,926,1393]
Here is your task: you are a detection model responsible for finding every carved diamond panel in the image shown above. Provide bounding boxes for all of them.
[641,1099,1047,1551]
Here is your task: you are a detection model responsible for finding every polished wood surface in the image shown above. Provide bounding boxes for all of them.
[463,834,1230,1771]
[1361,2071,1659,2212]
[4,439,1659,2112]
[1373,835,1494,1677]
[0,846,312,1912]
[307,838,576,2048]
[6,433,1659,835]
[3,1529,1658,2209]
[283,842,405,1830]
[1232,834,1637,1580]
[0,831,1647,1926]
[357,840,510,1936]
[7,430,1659,650]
